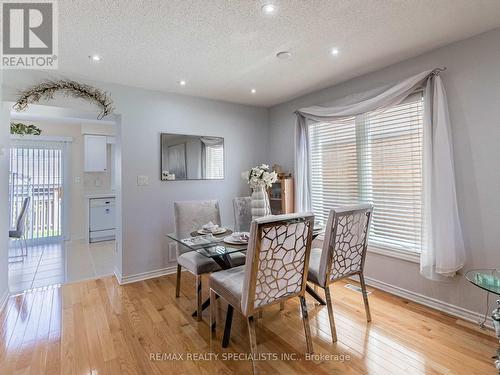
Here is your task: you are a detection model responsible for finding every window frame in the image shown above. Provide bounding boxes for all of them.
[308,93,424,262]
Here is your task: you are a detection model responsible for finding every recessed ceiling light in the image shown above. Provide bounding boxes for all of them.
[179,80,186,86]
[261,4,276,15]
[89,54,101,62]
[251,88,257,94]
[330,48,339,56]
[276,51,292,60]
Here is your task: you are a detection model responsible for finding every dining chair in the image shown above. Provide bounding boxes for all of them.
[209,213,315,374]
[232,196,252,232]
[174,199,246,321]
[307,204,373,342]
[9,197,30,262]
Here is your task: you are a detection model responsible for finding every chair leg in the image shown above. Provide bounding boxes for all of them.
[175,264,182,298]
[222,305,234,348]
[359,273,372,322]
[299,296,313,354]
[210,289,217,344]
[279,301,285,311]
[324,286,338,343]
[23,238,28,257]
[196,275,202,321]
[247,316,258,375]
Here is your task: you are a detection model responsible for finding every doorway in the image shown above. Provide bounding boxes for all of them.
[9,138,67,245]
[6,104,121,293]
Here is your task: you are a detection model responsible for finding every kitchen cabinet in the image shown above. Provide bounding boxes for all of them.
[84,135,107,172]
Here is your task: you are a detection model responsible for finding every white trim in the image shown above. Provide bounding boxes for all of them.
[113,266,122,284]
[0,289,9,314]
[367,244,420,264]
[10,135,73,143]
[117,265,178,285]
[362,275,494,329]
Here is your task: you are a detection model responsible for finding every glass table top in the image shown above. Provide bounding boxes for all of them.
[465,269,500,295]
[167,229,247,259]
[167,226,325,260]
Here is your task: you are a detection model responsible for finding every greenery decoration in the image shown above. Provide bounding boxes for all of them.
[13,80,114,120]
[10,122,42,135]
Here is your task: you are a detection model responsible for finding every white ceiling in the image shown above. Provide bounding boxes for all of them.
[58,0,500,107]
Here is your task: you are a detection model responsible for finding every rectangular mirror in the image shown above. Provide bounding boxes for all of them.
[161,133,224,180]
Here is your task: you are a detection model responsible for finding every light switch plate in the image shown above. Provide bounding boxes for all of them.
[137,175,149,186]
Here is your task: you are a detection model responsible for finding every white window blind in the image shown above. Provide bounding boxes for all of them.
[309,94,423,253]
[205,145,224,179]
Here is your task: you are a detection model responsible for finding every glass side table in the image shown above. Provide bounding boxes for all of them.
[465,269,500,372]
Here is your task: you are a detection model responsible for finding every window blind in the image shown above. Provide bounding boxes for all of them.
[309,95,423,253]
[205,145,224,179]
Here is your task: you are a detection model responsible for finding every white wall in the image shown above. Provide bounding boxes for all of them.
[0,74,10,306]
[268,27,500,314]
[2,71,268,280]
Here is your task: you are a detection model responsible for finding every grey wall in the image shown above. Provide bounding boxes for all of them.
[1,71,268,279]
[268,27,500,314]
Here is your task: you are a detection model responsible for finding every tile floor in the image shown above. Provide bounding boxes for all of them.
[8,239,115,293]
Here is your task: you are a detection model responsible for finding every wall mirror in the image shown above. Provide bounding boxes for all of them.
[160,133,224,180]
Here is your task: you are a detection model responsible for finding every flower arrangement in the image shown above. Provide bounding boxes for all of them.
[242,164,278,189]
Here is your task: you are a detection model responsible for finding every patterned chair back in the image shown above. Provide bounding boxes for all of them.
[174,200,221,256]
[241,213,314,315]
[318,204,373,286]
[233,196,252,232]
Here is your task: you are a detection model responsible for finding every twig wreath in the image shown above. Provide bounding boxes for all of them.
[13,80,114,120]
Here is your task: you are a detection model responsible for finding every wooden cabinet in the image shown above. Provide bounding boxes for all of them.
[84,135,107,172]
[268,176,294,214]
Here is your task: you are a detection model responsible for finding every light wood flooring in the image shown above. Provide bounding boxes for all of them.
[0,272,497,374]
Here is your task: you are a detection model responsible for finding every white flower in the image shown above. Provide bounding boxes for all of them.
[243,164,277,188]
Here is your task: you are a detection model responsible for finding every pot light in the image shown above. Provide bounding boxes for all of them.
[276,51,292,60]
[251,88,257,94]
[330,48,339,56]
[89,54,101,62]
[179,80,186,86]
[261,4,276,15]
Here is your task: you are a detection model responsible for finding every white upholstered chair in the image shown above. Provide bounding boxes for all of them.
[174,200,246,320]
[232,196,252,232]
[209,213,315,374]
[307,204,373,342]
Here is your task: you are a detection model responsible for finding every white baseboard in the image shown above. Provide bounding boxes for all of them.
[117,265,178,285]
[0,288,9,314]
[362,275,494,329]
[113,267,122,284]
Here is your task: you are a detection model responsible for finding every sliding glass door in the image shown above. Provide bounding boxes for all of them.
[9,139,67,243]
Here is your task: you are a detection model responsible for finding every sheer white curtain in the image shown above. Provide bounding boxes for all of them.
[294,69,465,279]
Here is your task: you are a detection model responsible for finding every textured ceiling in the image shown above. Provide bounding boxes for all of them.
[57,0,500,107]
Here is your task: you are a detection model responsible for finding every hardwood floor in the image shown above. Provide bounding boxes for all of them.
[0,272,497,374]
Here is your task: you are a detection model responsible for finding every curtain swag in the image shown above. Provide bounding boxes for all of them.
[294,68,465,280]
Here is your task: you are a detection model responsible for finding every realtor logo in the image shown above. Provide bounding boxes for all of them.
[1,0,58,69]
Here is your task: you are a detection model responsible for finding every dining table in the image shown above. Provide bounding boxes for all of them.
[166,225,325,347]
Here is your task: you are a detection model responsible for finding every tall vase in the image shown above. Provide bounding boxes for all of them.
[251,186,271,219]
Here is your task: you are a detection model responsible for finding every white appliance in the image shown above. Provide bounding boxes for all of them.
[89,197,116,242]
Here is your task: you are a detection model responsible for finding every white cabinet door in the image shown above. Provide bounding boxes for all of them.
[84,135,107,172]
